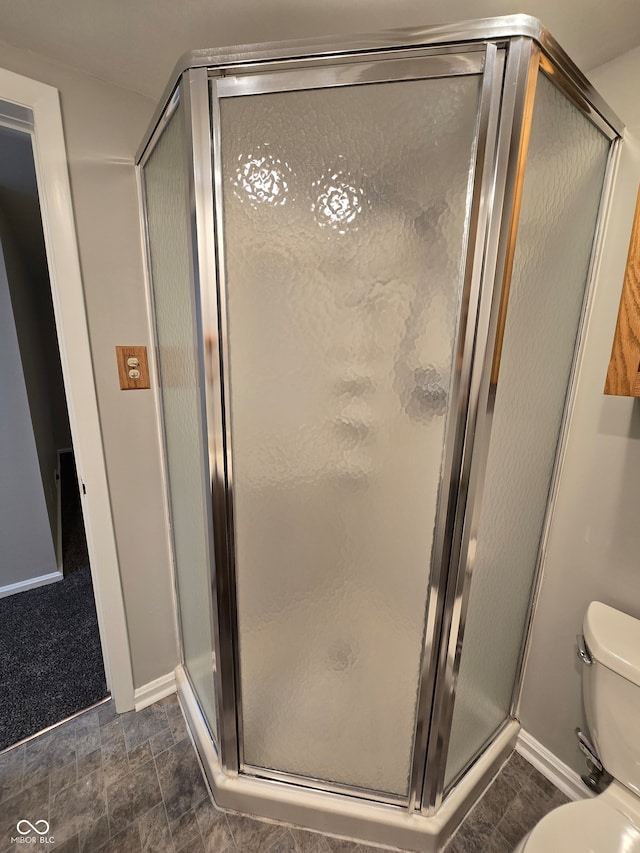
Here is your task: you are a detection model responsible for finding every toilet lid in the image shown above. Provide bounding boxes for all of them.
[523,798,640,853]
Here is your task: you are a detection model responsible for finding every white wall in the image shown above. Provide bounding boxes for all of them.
[0,45,179,687]
[519,45,640,773]
[0,203,62,544]
[0,230,58,591]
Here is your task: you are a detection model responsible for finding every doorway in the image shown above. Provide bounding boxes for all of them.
[0,68,134,741]
[0,114,108,749]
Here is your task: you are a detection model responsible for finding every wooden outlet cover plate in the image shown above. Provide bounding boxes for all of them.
[116,345,150,390]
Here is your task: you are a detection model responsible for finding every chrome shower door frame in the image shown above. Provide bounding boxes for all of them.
[205,42,504,809]
[420,36,543,813]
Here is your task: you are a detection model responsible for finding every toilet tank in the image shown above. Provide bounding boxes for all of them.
[583,602,640,796]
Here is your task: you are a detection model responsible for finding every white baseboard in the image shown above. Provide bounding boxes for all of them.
[134,671,177,711]
[517,729,594,802]
[0,570,63,599]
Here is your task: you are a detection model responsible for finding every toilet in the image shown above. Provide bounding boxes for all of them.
[514,601,640,852]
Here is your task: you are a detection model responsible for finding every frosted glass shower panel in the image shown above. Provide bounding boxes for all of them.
[444,74,610,786]
[143,103,218,738]
[218,74,481,795]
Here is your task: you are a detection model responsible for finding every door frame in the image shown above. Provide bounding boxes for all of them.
[0,67,135,711]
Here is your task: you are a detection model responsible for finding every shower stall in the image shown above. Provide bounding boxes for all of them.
[137,15,621,851]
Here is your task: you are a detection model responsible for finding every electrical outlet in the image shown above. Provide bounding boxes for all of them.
[116,345,150,390]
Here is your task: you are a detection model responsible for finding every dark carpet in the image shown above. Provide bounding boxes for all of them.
[0,452,107,750]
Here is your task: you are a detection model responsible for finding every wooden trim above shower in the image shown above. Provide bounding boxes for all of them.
[605,185,640,397]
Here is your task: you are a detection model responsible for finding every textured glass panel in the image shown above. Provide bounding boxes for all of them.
[143,104,217,738]
[220,75,481,796]
[445,75,610,785]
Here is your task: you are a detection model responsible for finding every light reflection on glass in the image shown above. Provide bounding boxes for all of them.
[312,164,365,234]
[233,146,291,207]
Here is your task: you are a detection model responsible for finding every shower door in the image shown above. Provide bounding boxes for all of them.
[209,51,490,801]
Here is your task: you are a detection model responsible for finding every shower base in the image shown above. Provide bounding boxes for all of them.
[176,665,519,852]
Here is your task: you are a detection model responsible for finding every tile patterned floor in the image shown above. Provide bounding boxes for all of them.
[0,695,570,852]
[443,751,570,852]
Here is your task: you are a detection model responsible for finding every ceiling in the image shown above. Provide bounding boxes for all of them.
[0,0,639,102]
